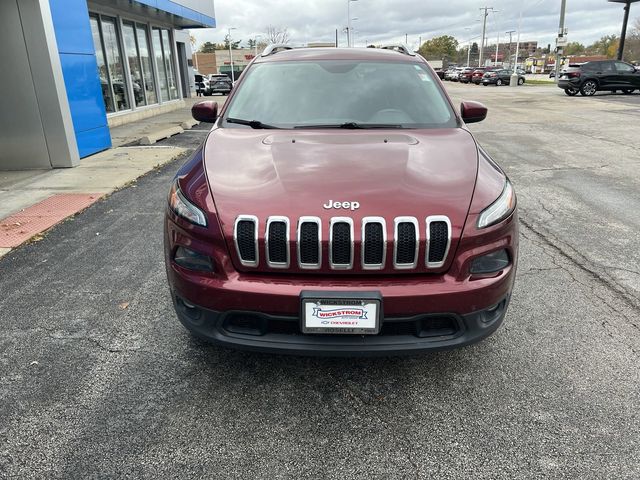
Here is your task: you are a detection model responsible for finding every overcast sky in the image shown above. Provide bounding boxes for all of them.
[191,0,636,50]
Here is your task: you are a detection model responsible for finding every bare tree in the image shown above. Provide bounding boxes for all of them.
[264,25,290,45]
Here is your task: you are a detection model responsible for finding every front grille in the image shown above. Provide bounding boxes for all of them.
[330,219,353,268]
[234,215,451,271]
[266,217,289,267]
[235,216,258,266]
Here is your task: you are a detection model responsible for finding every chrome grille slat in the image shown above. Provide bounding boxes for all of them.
[362,217,386,270]
[426,215,451,268]
[329,217,354,269]
[297,216,321,269]
[234,215,259,267]
[393,217,419,269]
[266,216,290,268]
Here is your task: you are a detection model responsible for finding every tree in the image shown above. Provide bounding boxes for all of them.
[564,42,585,56]
[265,25,290,44]
[587,34,618,56]
[470,42,479,55]
[248,38,257,49]
[199,41,217,53]
[223,34,241,50]
[418,35,459,60]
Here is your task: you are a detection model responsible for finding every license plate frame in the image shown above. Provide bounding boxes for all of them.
[300,291,382,335]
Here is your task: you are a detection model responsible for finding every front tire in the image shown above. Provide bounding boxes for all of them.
[564,88,579,96]
[621,88,635,95]
[496,79,503,86]
[518,77,525,85]
[580,80,598,96]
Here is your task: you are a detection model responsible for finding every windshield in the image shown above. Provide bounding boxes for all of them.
[223,60,456,129]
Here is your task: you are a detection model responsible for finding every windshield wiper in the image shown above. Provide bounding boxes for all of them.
[294,122,403,129]
[226,118,281,129]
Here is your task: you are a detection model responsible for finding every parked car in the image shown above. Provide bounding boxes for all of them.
[557,60,640,96]
[482,69,525,86]
[433,67,445,79]
[471,67,487,84]
[451,67,466,82]
[458,67,475,84]
[201,74,233,96]
[443,67,459,81]
[166,46,518,356]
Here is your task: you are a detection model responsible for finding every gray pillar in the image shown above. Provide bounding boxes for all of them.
[0,0,79,170]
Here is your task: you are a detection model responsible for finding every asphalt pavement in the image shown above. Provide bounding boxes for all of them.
[0,93,638,479]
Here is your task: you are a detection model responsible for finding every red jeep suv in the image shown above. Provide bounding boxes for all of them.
[164,46,518,356]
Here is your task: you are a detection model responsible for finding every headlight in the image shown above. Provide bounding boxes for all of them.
[477,180,516,229]
[168,180,207,227]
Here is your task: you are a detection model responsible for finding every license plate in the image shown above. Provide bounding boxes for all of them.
[300,291,381,335]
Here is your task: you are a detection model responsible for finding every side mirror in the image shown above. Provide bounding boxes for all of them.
[192,101,218,123]
[460,101,488,124]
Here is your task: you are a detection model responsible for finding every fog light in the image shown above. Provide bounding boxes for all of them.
[174,246,213,272]
[470,249,509,274]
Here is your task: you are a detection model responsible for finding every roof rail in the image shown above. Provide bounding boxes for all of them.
[261,44,295,57]
[380,44,416,56]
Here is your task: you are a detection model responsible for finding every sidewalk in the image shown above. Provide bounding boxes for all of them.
[0,96,221,258]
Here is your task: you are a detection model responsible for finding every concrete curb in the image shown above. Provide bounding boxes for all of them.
[180,119,200,130]
[139,126,184,145]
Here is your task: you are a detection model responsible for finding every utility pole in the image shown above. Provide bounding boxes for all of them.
[495,32,500,66]
[505,30,515,68]
[228,27,237,84]
[479,7,494,67]
[554,0,567,82]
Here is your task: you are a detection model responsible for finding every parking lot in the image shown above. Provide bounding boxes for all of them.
[1,84,639,478]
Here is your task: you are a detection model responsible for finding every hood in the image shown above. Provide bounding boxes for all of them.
[203,127,479,272]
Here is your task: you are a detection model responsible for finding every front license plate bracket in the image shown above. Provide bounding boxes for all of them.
[300,290,383,335]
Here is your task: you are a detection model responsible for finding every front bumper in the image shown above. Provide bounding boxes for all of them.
[171,292,511,356]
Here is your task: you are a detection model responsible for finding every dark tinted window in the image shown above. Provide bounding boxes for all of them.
[615,62,635,73]
[582,62,598,71]
[225,60,455,128]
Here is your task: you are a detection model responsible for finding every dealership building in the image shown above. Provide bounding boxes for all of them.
[0,0,215,170]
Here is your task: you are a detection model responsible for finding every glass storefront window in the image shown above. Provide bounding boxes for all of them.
[135,24,158,105]
[152,28,169,102]
[161,29,179,99]
[101,17,130,111]
[89,14,130,112]
[91,12,179,111]
[122,22,145,107]
[90,15,114,113]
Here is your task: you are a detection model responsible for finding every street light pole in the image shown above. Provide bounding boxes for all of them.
[479,6,494,67]
[228,27,237,83]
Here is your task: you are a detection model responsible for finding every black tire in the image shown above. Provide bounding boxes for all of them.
[518,77,525,85]
[580,80,598,96]
[203,91,212,97]
[564,88,579,96]
[621,88,634,95]
[496,79,503,86]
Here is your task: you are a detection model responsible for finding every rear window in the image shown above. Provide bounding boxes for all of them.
[223,60,456,129]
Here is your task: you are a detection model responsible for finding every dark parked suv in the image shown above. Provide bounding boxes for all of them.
[558,60,640,96]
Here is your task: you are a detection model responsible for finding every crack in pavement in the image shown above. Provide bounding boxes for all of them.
[519,222,639,333]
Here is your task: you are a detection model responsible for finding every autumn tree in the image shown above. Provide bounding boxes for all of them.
[587,34,618,57]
